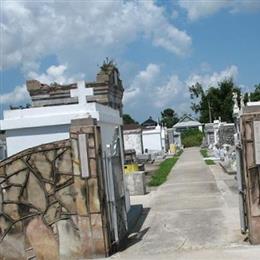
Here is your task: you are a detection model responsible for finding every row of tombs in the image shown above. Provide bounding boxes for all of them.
[202,93,260,245]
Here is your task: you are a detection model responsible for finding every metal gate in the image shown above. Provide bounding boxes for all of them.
[234,125,247,234]
[102,127,128,248]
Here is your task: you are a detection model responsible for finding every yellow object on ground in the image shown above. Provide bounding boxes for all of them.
[124,163,139,174]
[170,144,177,154]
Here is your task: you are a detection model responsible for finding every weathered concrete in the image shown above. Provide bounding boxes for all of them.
[111,147,260,259]
[125,172,146,196]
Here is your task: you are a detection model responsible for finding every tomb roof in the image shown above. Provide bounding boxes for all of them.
[174,115,202,128]
[141,116,158,128]
[123,124,142,131]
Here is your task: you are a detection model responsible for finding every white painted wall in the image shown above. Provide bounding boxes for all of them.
[123,132,143,154]
[161,127,167,152]
[5,125,69,156]
[174,133,182,147]
[142,127,163,153]
[0,102,122,156]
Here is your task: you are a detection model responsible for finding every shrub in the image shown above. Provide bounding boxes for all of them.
[181,128,203,147]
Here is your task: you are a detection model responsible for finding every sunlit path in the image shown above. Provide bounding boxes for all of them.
[112,148,260,259]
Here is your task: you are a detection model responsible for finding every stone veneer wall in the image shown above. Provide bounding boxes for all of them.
[218,124,235,146]
[0,119,123,259]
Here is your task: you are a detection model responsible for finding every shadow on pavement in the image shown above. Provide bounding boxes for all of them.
[119,207,150,251]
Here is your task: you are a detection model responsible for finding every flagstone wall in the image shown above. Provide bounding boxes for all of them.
[0,118,126,259]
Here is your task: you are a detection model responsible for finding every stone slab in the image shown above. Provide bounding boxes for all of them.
[125,171,146,196]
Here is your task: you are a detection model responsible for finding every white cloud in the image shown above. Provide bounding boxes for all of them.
[0,64,81,106]
[154,75,184,107]
[123,63,189,115]
[178,0,260,21]
[123,63,160,104]
[27,64,84,85]
[0,85,30,106]
[1,1,191,72]
[186,65,238,88]
[124,63,240,118]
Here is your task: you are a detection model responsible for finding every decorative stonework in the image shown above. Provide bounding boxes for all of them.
[26,60,124,114]
[0,118,127,259]
[0,140,74,259]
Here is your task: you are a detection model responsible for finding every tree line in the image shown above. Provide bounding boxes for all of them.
[123,79,260,126]
[123,108,179,128]
[190,80,260,123]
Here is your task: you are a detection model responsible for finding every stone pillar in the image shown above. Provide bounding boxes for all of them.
[241,112,260,244]
[70,118,110,258]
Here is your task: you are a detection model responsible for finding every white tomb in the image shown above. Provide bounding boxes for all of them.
[0,81,122,156]
[123,125,143,155]
[142,125,167,153]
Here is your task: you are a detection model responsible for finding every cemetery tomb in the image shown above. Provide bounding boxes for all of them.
[0,63,124,157]
[0,119,128,259]
[123,124,143,155]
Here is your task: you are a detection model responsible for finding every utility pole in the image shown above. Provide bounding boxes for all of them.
[207,98,212,123]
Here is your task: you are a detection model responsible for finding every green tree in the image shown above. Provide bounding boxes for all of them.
[181,128,203,147]
[123,114,138,125]
[189,79,240,123]
[246,84,260,102]
[161,108,179,128]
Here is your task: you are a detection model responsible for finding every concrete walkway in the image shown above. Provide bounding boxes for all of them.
[111,147,260,259]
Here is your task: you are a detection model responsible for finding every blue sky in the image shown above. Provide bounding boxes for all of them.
[1,0,260,122]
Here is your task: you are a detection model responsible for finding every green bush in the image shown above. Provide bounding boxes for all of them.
[181,128,203,147]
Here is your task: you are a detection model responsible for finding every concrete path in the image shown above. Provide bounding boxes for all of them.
[111,147,260,259]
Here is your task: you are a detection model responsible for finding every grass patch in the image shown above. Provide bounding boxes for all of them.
[205,159,215,165]
[200,149,208,158]
[176,149,183,157]
[201,149,215,165]
[149,154,181,187]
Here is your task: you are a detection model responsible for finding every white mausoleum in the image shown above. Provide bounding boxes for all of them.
[0,93,121,156]
[142,125,167,153]
[0,63,124,157]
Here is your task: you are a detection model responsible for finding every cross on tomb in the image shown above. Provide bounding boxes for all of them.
[70,81,93,105]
